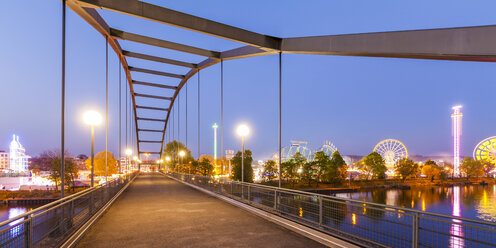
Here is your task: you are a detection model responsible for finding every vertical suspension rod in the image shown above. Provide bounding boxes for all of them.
[61,0,66,198]
[221,60,224,174]
[278,52,282,188]
[198,71,201,158]
[119,56,121,173]
[105,37,109,181]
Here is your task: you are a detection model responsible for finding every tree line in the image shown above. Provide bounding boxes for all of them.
[263,151,348,187]
[30,150,119,192]
[163,141,254,182]
[395,156,494,181]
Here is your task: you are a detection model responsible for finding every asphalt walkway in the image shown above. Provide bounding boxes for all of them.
[76,173,326,248]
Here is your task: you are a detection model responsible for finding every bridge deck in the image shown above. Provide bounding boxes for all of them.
[76,173,326,248]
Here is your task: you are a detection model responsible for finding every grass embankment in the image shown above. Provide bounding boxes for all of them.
[0,188,88,201]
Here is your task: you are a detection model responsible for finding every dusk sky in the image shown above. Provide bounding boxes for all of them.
[1,0,495,161]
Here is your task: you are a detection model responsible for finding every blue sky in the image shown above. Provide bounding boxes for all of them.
[1,0,495,161]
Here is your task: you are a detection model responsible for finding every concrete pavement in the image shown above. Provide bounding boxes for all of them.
[76,173,326,248]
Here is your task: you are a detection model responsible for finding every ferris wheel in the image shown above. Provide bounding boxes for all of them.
[473,136,496,165]
[373,139,408,165]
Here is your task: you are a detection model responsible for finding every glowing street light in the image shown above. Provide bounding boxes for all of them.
[237,124,250,183]
[83,110,102,187]
[84,110,102,126]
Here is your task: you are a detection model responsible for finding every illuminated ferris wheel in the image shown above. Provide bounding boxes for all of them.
[473,136,496,165]
[373,139,408,165]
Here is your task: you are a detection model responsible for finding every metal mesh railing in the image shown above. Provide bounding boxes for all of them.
[171,172,496,248]
[0,172,137,248]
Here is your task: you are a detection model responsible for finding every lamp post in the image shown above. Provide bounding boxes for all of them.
[125,149,132,173]
[179,150,185,173]
[84,110,102,187]
[236,125,249,183]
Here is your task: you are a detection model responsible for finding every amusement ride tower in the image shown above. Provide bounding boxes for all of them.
[451,106,463,177]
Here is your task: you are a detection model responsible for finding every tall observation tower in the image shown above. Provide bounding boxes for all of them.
[451,106,463,177]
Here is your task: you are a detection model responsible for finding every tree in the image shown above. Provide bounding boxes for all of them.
[163,140,193,171]
[198,156,214,176]
[313,151,330,187]
[281,160,296,186]
[231,150,253,183]
[292,152,307,183]
[281,152,305,187]
[325,151,348,185]
[30,150,63,172]
[360,152,387,179]
[481,159,495,177]
[395,158,419,181]
[85,151,118,177]
[50,157,79,192]
[422,160,440,182]
[301,161,315,186]
[460,157,484,179]
[263,160,277,181]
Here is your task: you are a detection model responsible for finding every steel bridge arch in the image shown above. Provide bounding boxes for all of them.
[65,0,496,157]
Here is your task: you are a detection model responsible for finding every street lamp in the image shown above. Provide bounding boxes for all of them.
[84,110,102,187]
[237,124,249,183]
[179,150,185,173]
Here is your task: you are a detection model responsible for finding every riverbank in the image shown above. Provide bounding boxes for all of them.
[262,177,496,192]
[0,188,87,205]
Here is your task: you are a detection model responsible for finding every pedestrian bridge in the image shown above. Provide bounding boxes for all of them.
[3,1,496,247]
[1,172,495,248]
[74,173,329,248]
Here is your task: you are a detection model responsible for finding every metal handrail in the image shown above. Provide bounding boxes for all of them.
[0,172,138,248]
[0,175,125,227]
[171,172,496,248]
[226,176,496,226]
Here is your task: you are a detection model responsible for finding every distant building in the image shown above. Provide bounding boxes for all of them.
[0,150,9,169]
[9,135,30,172]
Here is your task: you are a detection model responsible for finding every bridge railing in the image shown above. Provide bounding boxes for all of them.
[0,172,138,248]
[170,172,496,248]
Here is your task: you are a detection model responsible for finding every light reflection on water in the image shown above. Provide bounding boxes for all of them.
[336,184,496,247]
[7,207,26,226]
[450,186,463,248]
[336,184,496,221]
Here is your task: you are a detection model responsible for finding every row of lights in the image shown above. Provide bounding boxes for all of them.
[84,110,251,182]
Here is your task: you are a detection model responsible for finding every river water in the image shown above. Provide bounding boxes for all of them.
[335,184,496,222]
[0,204,41,223]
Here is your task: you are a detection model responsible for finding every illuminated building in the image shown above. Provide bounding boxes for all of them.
[9,135,30,172]
[0,151,9,169]
[451,106,463,177]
